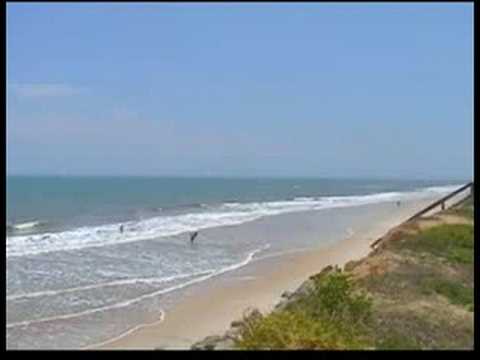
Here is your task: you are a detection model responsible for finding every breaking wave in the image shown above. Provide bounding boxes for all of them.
[6,184,462,258]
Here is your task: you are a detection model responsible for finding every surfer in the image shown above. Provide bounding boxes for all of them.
[190,231,199,244]
[119,224,124,234]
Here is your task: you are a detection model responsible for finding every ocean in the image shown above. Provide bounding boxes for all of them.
[6,176,465,348]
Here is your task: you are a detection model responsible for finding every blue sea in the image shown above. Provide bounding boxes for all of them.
[6,176,465,348]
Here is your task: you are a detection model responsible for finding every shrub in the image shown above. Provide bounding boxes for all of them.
[312,271,373,326]
[236,310,354,349]
[235,271,373,349]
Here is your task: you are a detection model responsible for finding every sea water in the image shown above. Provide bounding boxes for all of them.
[6,176,464,348]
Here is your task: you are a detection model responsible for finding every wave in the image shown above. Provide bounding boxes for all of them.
[9,220,42,231]
[6,244,269,329]
[420,184,465,194]
[164,202,207,211]
[82,310,166,350]
[6,184,463,258]
[7,270,215,301]
[7,211,263,258]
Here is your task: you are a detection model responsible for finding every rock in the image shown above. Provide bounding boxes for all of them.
[274,279,317,312]
[275,265,340,312]
[191,335,236,350]
[191,335,224,350]
[225,328,241,339]
[215,337,236,349]
[295,278,316,297]
[322,264,335,273]
[230,320,244,328]
[313,265,334,278]
[274,299,289,312]
[344,260,359,272]
[242,307,262,322]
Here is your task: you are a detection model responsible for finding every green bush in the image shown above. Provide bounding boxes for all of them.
[235,271,373,349]
[308,271,373,326]
[236,310,364,349]
[236,219,474,350]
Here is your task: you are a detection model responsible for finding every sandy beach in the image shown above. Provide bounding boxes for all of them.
[96,194,456,350]
[8,3,472,351]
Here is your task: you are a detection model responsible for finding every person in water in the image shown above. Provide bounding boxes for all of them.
[190,231,199,244]
[120,224,124,234]
[396,201,401,207]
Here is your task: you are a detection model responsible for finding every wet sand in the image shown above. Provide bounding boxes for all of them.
[96,196,449,350]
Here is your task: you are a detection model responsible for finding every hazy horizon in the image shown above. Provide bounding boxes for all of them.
[7,3,473,179]
[6,173,470,182]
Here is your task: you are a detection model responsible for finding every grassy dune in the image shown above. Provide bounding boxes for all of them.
[233,197,474,350]
[236,271,374,349]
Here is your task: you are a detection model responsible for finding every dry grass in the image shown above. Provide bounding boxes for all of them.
[234,197,474,350]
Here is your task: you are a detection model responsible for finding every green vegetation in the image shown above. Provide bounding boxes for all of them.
[234,197,474,350]
[375,331,422,350]
[365,199,474,349]
[392,224,473,264]
[235,310,364,350]
[235,271,374,349]
[421,278,473,311]
[446,195,474,220]
[296,271,373,325]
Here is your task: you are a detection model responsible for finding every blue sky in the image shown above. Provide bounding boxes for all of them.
[7,3,473,179]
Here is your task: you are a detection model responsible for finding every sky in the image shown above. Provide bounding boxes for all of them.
[6,3,473,180]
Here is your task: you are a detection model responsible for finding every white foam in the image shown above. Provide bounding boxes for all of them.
[11,221,41,231]
[7,270,215,301]
[6,244,269,329]
[7,211,261,257]
[81,311,166,350]
[420,184,465,194]
[6,184,463,258]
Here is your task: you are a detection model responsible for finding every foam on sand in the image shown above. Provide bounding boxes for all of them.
[7,244,269,329]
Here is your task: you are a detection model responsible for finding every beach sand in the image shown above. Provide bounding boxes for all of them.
[96,195,461,350]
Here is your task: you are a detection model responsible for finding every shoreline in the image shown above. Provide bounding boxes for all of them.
[97,197,445,349]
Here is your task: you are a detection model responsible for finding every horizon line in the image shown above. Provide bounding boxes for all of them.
[5,173,471,182]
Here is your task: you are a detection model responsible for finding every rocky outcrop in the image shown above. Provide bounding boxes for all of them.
[191,335,236,350]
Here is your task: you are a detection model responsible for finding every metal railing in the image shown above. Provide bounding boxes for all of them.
[405,182,473,222]
[370,182,474,249]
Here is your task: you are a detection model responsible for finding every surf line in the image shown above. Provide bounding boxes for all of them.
[10,220,42,230]
[81,311,166,350]
[84,244,271,349]
[7,270,215,301]
[7,244,270,329]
